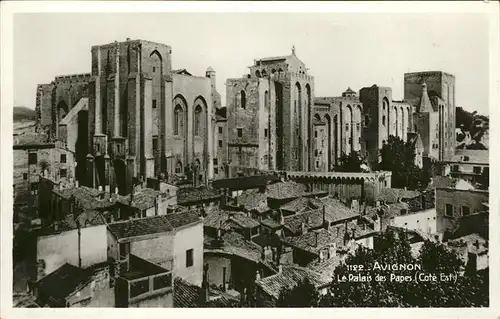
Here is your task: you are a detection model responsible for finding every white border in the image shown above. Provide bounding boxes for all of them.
[1,2,499,319]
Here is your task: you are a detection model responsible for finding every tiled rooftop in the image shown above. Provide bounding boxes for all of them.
[55,186,118,211]
[283,224,375,255]
[204,207,260,230]
[177,186,221,205]
[36,263,92,305]
[108,215,174,240]
[117,188,164,211]
[165,210,201,229]
[108,211,200,240]
[204,232,262,262]
[256,265,326,300]
[283,198,358,234]
[266,180,308,200]
[173,278,240,308]
[377,188,421,204]
[237,189,268,212]
[280,197,321,214]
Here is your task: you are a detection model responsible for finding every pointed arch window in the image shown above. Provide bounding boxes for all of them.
[194,105,202,136]
[174,105,183,136]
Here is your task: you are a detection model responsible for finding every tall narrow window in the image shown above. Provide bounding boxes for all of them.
[60,154,67,163]
[174,105,182,136]
[240,91,246,109]
[194,105,202,136]
[237,128,243,137]
[186,249,194,268]
[152,99,157,109]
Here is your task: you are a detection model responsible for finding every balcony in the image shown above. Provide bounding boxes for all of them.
[115,254,173,307]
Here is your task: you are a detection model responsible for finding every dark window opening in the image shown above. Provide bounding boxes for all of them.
[60,169,67,178]
[60,154,67,163]
[186,249,194,268]
[462,206,470,216]
[237,128,243,138]
[218,127,223,134]
[28,153,37,165]
[213,158,218,165]
[264,128,268,138]
[218,140,223,147]
[445,204,453,217]
[153,100,157,109]
[153,66,156,73]
[23,173,28,180]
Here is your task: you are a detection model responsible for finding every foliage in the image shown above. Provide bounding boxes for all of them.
[335,151,364,172]
[315,230,488,307]
[378,135,429,189]
[276,278,319,307]
[39,159,50,174]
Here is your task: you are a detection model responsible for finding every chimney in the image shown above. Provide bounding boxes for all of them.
[255,270,261,281]
[115,187,119,195]
[376,200,380,207]
[98,185,103,192]
[105,185,110,193]
[421,194,426,210]
[278,265,283,274]
[279,210,285,226]
[75,180,79,188]
[301,222,307,234]
[351,228,356,239]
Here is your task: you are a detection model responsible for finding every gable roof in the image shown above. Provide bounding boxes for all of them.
[266,181,308,200]
[377,188,421,204]
[36,263,92,305]
[173,277,240,308]
[203,207,260,230]
[204,231,263,263]
[177,187,221,206]
[256,265,326,300]
[117,188,165,211]
[107,215,174,240]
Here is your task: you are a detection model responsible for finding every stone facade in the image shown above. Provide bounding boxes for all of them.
[435,188,488,233]
[86,39,219,194]
[404,71,456,162]
[226,49,314,172]
[313,88,364,170]
[359,85,413,167]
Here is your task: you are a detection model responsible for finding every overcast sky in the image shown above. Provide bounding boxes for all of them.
[14,12,490,114]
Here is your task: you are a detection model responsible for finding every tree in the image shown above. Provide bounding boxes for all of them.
[335,151,364,172]
[378,136,429,189]
[317,230,488,307]
[276,278,319,307]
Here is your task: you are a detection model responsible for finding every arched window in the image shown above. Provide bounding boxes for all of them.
[255,70,261,77]
[240,91,246,109]
[194,105,202,136]
[175,161,183,174]
[174,104,183,136]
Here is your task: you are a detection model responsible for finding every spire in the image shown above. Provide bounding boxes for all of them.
[418,81,433,113]
[292,45,296,56]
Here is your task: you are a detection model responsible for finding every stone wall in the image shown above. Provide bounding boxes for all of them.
[435,188,488,233]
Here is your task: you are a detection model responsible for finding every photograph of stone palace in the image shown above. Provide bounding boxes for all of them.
[11,14,490,308]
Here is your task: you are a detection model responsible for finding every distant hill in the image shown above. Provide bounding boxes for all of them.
[456,107,489,150]
[13,106,36,122]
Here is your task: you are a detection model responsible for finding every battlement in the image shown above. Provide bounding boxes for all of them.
[55,73,91,82]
